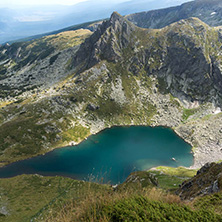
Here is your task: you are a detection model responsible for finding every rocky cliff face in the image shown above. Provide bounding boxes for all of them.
[74,13,222,106]
[0,12,222,168]
[0,30,91,99]
[126,0,222,29]
[72,12,136,72]
[176,162,222,200]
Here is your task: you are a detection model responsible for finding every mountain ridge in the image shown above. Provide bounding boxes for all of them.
[0,12,222,170]
[126,0,222,29]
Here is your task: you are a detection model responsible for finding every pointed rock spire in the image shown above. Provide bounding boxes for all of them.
[72,12,136,73]
[110,11,124,23]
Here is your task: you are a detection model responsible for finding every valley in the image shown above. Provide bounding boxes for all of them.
[1,12,222,168]
[1,0,222,221]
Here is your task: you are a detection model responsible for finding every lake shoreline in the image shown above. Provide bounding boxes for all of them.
[0,126,193,184]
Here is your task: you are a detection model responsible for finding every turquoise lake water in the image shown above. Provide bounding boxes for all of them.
[0,126,193,184]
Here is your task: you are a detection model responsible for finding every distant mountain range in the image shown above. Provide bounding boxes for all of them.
[3,0,222,45]
[126,0,222,28]
[0,0,189,43]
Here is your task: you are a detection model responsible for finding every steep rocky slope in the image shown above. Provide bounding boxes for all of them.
[0,29,92,99]
[73,13,222,105]
[0,12,222,168]
[176,162,222,200]
[126,0,222,29]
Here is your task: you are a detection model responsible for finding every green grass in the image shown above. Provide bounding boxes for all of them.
[117,171,158,191]
[153,166,197,177]
[0,175,111,222]
[0,96,90,165]
[0,116,55,164]
[78,194,222,222]
[194,192,222,215]
[61,124,90,143]
[182,108,199,121]
[148,166,197,191]
[170,94,181,108]
[0,168,221,222]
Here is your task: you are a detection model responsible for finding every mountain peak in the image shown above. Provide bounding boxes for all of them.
[109,11,135,32]
[110,11,124,22]
[72,12,136,72]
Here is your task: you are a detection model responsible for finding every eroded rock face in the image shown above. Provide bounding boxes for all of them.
[73,13,222,106]
[176,162,222,200]
[0,30,91,99]
[73,12,136,72]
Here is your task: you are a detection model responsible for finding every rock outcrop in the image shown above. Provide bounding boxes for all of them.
[73,12,136,72]
[176,162,222,200]
[74,14,222,106]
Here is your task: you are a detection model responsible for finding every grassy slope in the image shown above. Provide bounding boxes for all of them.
[29,29,92,51]
[0,175,110,222]
[194,192,222,215]
[79,195,221,222]
[148,166,197,191]
[1,173,221,222]
[8,20,101,44]
[0,167,221,222]
[0,29,93,166]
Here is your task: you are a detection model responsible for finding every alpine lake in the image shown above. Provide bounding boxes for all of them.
[0,126,193,184]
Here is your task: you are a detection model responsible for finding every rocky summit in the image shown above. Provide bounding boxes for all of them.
[0,10,222,169]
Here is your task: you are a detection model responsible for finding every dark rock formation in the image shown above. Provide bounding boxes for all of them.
[72,12,136,73]
[86,103,99,111]
[176,162,222,200]
[72,12,222,106]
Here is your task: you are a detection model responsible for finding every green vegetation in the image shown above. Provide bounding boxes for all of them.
[153,166,197,177]
[157,77,169,94]
[1,9,222,222]
[176,162,222,200]
[170,94,181,108]
[182,108,199,121]
[0,96,91,165]
[9,19,100,44]
[44,186,222,222]
[149,166,197,191]
[0,166,221,222]
[41,30,92,51]
[95,196,221,222]
[0,175,110,222]
[117,171,158,191]
[194,192,222,215]
[62,124,90,143]
[0,115,55,164]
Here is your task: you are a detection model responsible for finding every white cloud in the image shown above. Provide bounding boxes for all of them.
[15,12,55,22]
[0,0,88,7]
